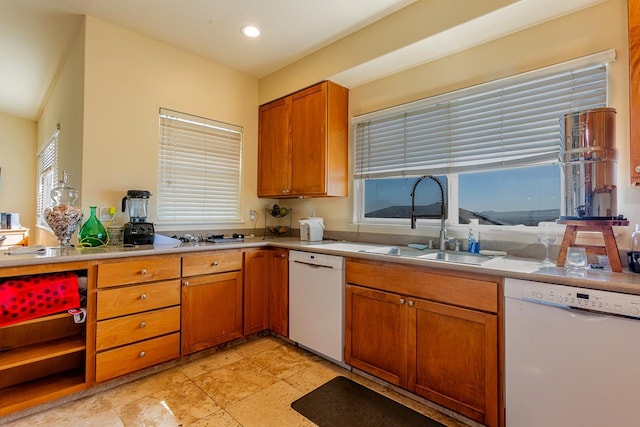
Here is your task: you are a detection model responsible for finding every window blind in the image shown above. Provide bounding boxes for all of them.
[158,109,242,224]
[354,51,613,179]
[36,127,59,227]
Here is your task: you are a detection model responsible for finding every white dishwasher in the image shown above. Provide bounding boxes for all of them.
[289,250,345,363]
[505,278,640,427]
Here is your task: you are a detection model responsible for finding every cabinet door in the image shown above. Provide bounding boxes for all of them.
[243,250,269,335]
[181,271,243,355]
[345,285,408,388]
[268,249,289,337]
[630,1,640,185]
[258,97,291,197]
[408,298,498,427]
[290,82,327,195]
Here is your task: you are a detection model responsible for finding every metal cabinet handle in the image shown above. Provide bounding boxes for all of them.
[636,165,640,173]
[279,253,286,259]
[140,293,147,300]
[140,268,148,275]
[211,261,219,267]
[399,298,405,305]
[282,188,290,193]
[139,351,146,357]
[183,281,190,287]
[408,300,414,307]
[140,322,147,328]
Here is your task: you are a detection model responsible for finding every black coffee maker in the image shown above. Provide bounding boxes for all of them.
[122,190,155,245]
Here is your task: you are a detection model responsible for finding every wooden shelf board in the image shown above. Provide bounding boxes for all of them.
[0,336,85,370]
[0,312,73,330]
[0,371,86,416]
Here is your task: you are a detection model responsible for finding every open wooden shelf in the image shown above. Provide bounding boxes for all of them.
[0,336,85,371]
[0,312,72,329]
[0,370,87,416]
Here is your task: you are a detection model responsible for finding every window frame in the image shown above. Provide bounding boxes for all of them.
[157,108,243,226]
[36,126,59,229]
[352,50,614,229]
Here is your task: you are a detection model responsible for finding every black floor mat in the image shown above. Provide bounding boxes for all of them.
[291,376,447,427]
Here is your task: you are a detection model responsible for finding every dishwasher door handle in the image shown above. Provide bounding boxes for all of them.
[293,260,334,269]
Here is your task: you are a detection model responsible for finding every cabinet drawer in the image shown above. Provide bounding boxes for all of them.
[97,280,180,320]
[95,333,180,382]
[98,257,180,288]
[182,251,243,277]
[96,306,180,351]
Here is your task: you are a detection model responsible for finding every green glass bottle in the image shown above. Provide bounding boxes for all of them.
[78,206,108,247]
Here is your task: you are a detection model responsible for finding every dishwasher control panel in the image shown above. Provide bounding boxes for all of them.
[506,278,640,319]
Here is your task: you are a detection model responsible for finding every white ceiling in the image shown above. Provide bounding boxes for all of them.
[0,0,604,121]
[0,0,415,120]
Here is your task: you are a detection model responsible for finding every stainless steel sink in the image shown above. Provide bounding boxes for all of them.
[361,245,495,266]
[360,246,428,257]
[418,251,493,265]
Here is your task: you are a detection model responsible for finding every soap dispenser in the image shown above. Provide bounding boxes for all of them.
[468,219,480,253]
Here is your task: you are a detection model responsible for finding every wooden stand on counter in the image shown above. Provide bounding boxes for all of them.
[556,219,628,272]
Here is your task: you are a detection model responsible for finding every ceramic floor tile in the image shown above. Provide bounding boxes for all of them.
[180,348,245,379]
[247,342,322,380]
[191,358,280,408]
[232,335,286,358]
[184,408,241,427]
[116,380,221,426]
[100,366,192,408]
[280,357,352,394]
[225,380,315,427]
[6,407,124,427]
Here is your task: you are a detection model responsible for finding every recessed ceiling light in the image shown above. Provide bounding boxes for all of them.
[241,25,261,38]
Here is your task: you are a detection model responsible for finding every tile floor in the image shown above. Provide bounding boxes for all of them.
[5,336,468,426]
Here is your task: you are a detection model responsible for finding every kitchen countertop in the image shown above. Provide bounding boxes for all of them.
[2,236,640,295]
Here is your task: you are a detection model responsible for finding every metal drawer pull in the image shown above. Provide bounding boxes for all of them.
[140,269,148,275]
[139,351,146,357]
[183,281,190,287]
[212,261,219,267]
[140,322,147,328]
[408,300,414,307]
[140,293,147,300]
[399,298,405,305]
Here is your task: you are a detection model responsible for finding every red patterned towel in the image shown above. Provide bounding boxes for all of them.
[0,272,80,327]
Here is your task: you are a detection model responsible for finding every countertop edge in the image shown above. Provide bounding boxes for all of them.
[2,238,639,295]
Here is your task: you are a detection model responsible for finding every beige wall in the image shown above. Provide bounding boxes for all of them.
[259,0,518,104]
[82,16,260,232]
[36,22,85,246]
[261,0,640,248]
[0,111,36,230]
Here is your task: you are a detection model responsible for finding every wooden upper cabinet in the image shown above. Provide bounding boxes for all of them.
[630,0,640,185]
[258,81,348,198]
[258,97,291,196]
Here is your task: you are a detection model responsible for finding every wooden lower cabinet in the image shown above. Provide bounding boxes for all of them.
[345,259,500,427]
[243,250,269,335]
[181,271,243,354]
[95,258,181,383]
[409,299,498,425]
[345,286,407,387]
[268,248,289,337]
[243,248,289,337]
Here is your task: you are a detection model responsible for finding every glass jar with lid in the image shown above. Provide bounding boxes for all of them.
[44,170,83,246]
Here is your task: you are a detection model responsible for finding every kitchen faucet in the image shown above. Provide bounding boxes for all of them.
[410,175,447,250]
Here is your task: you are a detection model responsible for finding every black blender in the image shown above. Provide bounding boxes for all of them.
[122,190,155,245]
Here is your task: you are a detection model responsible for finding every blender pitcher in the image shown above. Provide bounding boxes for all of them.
[122,190,151,222]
